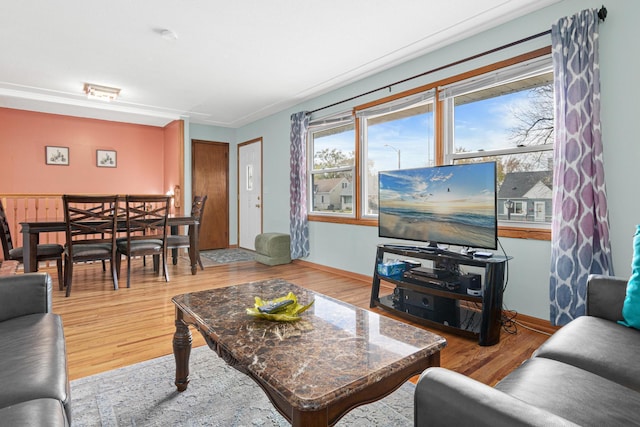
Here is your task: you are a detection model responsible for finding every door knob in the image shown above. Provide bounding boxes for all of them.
[255,204,261,208]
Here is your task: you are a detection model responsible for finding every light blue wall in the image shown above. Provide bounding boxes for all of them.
[211,0,639,320]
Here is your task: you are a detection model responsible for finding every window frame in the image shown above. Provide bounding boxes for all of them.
[357,91,436,220]
[442,51,553,239]
[306,47,552,241]
[307,117,360,222]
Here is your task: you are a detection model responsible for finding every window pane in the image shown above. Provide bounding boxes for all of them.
[309,122,355,216]
[365,102,435,216]
[311,171,353,214]
[454,151,553,225]
[450,70,554,228]
[312,123,355,171]
[453,73,553,153]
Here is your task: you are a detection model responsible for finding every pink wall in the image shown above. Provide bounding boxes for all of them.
[0,108,181,195]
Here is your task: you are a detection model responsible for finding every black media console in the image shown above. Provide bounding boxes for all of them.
[370,244,511,346]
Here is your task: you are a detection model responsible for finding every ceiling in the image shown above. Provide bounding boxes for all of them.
[0,1,560,128]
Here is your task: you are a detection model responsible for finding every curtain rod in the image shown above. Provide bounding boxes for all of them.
[309,5,607,116]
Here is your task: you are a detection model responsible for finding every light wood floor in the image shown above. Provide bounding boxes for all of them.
[45,257,551,385]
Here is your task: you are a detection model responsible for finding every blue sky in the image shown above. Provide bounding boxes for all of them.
[379,162,495,207]
[313,90,534,173]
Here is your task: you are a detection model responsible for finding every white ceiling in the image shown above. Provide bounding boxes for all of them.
[0,1,560,128]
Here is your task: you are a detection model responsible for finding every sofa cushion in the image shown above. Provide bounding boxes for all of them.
[0,314,70,413]
[416,367,580,427]
[533,315,640,392]
[621,225,640,328]
[495,357,640,426]
[0,398,68,427]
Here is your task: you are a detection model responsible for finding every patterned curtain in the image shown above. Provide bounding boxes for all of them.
[549,9,613,326]
[289,112,310,259]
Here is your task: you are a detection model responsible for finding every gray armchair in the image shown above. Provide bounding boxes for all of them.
[415,274,640,427]
[0,273,70,426]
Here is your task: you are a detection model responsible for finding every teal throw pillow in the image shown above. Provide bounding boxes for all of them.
[620,225,640,329]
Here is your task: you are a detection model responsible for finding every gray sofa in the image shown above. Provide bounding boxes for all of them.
[415,274,640,426]
[0,273,70,426]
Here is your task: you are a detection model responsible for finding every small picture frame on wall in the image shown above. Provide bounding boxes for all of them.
[96,150,117,168]
[45,146,69,166]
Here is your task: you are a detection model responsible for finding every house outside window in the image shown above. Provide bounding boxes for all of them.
[498,171,552,222]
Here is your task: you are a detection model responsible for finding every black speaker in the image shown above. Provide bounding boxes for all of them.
[394,288,459,327]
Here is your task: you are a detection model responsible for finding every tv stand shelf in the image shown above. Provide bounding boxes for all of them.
[370,244,511,346]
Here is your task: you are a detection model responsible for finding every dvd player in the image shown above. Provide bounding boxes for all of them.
[402,271,460,291]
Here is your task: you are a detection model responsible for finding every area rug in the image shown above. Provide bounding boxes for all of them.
[198,248,256,266]
[70,346,415,426]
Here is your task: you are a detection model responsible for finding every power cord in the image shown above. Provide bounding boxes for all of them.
[501,307,553,336]
[501,309,518,335]
[497,238,510,293]
[512,319,553,336]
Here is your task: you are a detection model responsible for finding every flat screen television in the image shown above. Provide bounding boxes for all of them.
[378,161,497,250]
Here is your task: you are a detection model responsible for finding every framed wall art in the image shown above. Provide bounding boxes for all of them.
[45,146,69,166]
[96,150,117,168]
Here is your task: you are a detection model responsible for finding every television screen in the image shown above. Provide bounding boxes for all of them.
[378,161,497,250]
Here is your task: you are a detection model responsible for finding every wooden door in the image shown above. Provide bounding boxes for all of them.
[192,140,229,249]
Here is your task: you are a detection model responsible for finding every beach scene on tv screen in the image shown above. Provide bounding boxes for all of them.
[379,163,496,248]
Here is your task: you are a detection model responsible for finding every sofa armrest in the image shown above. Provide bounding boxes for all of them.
[586,274,627,321]
[0,273,53,321]
[415,368,579,427]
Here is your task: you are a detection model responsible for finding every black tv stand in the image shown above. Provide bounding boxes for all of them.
[371,244,511,346]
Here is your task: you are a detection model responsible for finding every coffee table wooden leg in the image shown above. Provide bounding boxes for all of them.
[173,312,192,392]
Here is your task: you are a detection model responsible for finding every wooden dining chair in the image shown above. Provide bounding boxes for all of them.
[62,195,120,297]
[167,194,207,269]
[0,199,64,289]
[116,195,171,288]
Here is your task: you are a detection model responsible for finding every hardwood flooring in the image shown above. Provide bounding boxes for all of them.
[46,257,551,385]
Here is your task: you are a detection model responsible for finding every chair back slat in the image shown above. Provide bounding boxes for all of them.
[124,195,170,244]
[63,195,119,251]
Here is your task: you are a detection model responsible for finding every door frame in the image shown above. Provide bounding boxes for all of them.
[237,137,263,249]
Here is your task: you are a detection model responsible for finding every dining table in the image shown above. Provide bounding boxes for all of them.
[20,215,200,275]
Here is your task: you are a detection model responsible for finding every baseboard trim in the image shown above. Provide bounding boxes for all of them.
[292,259,371,283]
[292,259,559,335]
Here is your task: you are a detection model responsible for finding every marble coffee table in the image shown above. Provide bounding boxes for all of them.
[172,278,446,427]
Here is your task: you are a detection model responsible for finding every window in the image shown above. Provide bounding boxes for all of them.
[441,55,553,228]
[513,201,526,215]
[309,119,355,215]
[357,91,435,217]
[306,48,553,239]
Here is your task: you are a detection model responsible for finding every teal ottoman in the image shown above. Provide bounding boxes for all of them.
[255,233,291,266]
